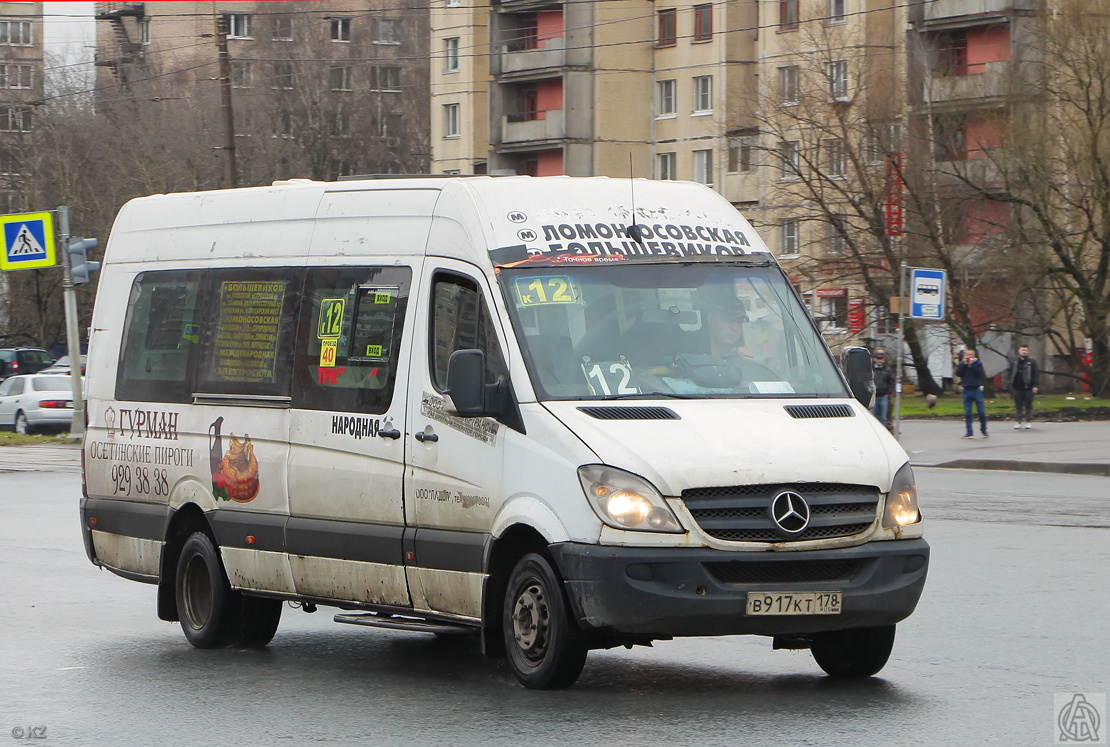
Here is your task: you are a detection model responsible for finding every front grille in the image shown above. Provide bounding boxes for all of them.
[705,559,864,585]
[682,483,879,542]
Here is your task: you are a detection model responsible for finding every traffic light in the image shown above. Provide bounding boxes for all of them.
[67,237,99,285]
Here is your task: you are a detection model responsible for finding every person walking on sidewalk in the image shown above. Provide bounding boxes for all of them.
[871,348,896,430]
[1009,344,1039,429]
[956,348,989,439]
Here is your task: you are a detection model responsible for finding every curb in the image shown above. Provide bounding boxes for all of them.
[923,459,1110,477]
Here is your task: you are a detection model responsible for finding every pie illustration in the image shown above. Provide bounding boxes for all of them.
[220,434,260,502]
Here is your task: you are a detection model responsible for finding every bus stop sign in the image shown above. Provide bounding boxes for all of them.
[909,268,945,320]
[0,212,56,271]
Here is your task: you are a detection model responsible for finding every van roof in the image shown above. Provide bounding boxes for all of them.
[103,176,771,268]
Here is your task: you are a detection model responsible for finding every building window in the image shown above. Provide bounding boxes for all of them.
[371,67,401,92]
[273,110,294,139]
[330,159,353,180]
[779,0,799,30]
[444,103,460,137]
[827,60,849,101]
[828,0,846,23]
[445,37,460,72]
[0,64,31,90]
[865,122,901,163]
[222,14,252,39]
[375,19,400,44]
[825,138,846,176]
[231,61,252,88]
[657,9,677,47]
[0,20,32,46]
[656,79,676,117]
[0,105,31,133]
[0,151,20,175]
[728,136,758,172]
[693,75,713,113]
[693,4,713,42]
[657,152,676,180]
[273,61,295,90]
[819,292,848,331]
[827,215,847,256]
[781,219,800,256]
[330,65,352,92]
[139,19,151,45]
[332,110,351,138]
[779,66,799,105]
[779,140,800,179]
[272,14,293,41]
[446,0,461,7]
[331,18,351,42]
[936,31,968,75]
[693,149,713,186]
[0,190,21,213]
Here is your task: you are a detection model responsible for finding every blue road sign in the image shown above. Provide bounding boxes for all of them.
[910,267,946,320]
[0,212,56,271]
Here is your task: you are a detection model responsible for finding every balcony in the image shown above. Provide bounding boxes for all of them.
[922,0,1036,26]
[935,155,1002,186]
[502,109,565,144]
[926,61,1019,105]
[498,36,566,77]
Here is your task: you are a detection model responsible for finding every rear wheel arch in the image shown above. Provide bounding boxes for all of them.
[157,503,211,622]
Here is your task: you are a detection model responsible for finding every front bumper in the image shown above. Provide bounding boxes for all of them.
[551,538,929,637]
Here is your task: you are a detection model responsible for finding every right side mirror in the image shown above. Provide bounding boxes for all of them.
[841,346,875,408]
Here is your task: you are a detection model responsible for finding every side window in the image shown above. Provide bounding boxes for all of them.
[0,377,17,395]
[8,377,25,395]
[195,269,302,398]
[430,274,505,391]
[293,266,411,414]
[116,271,201,403]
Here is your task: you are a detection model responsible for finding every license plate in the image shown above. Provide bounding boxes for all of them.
[745,591,842,616]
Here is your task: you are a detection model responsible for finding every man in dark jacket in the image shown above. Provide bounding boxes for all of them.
[870,348,895,430]
[1009,345,1039,429]
[956,348,988,439]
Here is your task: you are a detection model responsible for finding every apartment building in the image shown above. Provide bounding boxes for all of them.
[0,2,43,215]
[94,1,430,182]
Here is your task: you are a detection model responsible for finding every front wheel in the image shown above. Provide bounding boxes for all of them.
[810,624,896,678]
[502,553,587,689]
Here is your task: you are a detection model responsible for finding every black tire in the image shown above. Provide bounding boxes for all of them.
[233,596,283,647]
[810,624,896,678]
[502,553,587,689]
[14,411,30,435]
[175,532,239,648]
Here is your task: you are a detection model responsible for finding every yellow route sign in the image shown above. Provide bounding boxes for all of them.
[0,212,55,271]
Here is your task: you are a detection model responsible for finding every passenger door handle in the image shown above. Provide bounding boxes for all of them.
[378,427,401,440]
[415,427,438,443]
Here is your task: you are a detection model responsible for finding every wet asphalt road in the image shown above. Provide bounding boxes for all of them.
[1,469,1107,746]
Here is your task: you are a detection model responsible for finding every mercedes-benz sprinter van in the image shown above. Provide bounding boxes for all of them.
[80,176,928,689]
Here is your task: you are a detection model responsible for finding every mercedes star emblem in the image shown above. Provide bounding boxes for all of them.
[770,490,811,534]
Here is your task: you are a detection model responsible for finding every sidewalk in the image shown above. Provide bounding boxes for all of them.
[898,419,1110,476]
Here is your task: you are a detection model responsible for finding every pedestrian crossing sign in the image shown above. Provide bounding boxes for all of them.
[0,211,56,271]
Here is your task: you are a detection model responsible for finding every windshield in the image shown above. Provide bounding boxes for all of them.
[499,262,848,400]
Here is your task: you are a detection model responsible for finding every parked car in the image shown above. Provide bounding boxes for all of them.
[41,354,88,376]
[0,374,78,434]
[0,348,54,380]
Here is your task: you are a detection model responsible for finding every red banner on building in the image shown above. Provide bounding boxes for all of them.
[848,298,866,333]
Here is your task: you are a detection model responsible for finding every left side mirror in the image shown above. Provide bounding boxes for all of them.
[841,346,875,408]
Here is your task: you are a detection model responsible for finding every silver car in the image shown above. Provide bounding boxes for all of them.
[0,374,79,434]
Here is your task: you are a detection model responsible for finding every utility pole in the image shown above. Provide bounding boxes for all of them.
[57,206,85,438]
[214,14,238,189]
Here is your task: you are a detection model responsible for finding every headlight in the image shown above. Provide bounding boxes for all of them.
[578,465,684,533]
[883,462,921,527]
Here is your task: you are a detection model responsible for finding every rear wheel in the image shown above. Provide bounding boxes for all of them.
[175,532,239,648]
[14,411,29,435]
[233,596,283,647]
[810,624,896,678]
[502,553,587,689]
